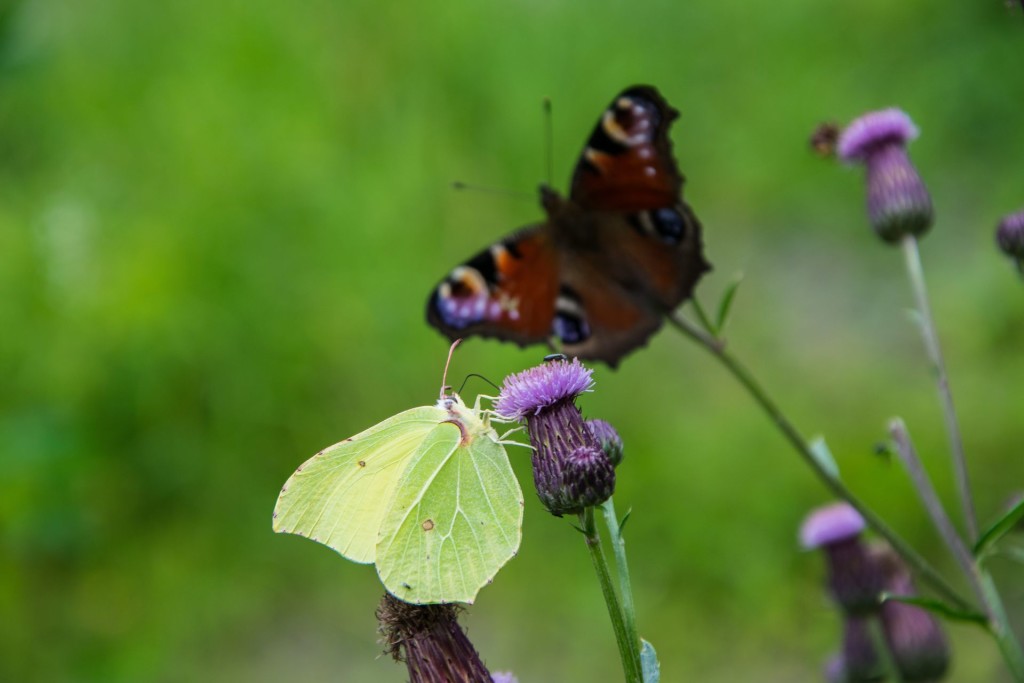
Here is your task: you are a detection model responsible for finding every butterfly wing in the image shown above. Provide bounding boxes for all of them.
[272,406,447,564]
[569,85,682,211]
[550,85,709,364]
[375,401,523,604]
[426,85,709,367]
[426,226,559,348]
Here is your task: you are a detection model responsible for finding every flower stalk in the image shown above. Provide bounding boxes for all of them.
[666,310,972,613]
[900,235,977,542]
[890,420,1024,679]
[580,506,643,683]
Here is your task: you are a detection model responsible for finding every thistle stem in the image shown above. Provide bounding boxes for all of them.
[667,311,972,613]
[900,235,977,542]
[867,615,906,683]
[888,420,983,604]
[580,507,642,683]
[890,420,1024,680]
[600,497,641,662]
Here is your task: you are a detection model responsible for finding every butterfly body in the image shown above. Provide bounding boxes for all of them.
[273,393,523,604]
[427,85,710,367]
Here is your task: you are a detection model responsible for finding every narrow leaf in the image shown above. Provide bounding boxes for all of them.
[995,541,1024,565]
[640,639,660,683]
[808,436,840,480]
[881,593,988,627]
[715,273,744,332]
[973,496,1024,558]
[619,508,633,534]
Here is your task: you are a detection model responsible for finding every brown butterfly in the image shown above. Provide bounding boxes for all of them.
[426,85,710,367]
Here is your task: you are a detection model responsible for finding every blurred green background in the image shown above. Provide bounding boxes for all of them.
[2,0,1022,681]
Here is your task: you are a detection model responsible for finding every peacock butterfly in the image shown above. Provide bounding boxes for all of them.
[426,85,710,367]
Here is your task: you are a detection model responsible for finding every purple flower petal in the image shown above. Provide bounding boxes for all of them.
[800,502,866,549]
[495,358,594,421]
[838,109,919,162]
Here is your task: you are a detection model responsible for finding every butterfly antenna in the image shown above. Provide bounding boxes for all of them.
[441,339,462,400]
[457,373,501,396]
[543,96,554,186]
[450,181,532,201]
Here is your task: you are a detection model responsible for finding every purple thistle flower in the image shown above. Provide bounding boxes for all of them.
[838,108,933,244]
[996,209,1024,267]
[586,418,624,467]
[491,673,519,683]
[377,593,494,683]
[870,544,951,681]
[495,358,594,421]
[497,358,613,516]
[800,502,885,615]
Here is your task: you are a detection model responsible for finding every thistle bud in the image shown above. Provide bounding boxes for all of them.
[800,502,885,615]
[838,109,933,244]
[496,357,614,516]
[586,418,624,467]
[871,544,950,681]
[377,593,493,683]
[563,446,615,509]
[996,209,1024,269]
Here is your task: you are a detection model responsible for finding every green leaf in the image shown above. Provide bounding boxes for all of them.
[996,540,1024,565]
[715,273,744,332]
[808,436,840,480]
[619,508,632,534]
[640,639,660,683]
[880,593,988,627]
[973,496,1024,559]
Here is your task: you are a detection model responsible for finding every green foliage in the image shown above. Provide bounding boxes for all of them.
[1,0,1022,681]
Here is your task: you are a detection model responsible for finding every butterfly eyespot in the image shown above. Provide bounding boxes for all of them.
[357,460,366,468]
[422,519,435,532]
[553,290,591,345]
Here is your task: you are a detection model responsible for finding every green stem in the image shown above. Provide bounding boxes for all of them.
[600,497,641,661]
[867,615,905,683]
[667,311,973,613]
[900,235,977,542]
[979,570,1024,681]
[580,507,642,683]
[888,419,985,605]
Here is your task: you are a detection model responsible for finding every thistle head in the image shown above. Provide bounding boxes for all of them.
[801,502,885,615]
[996,209,1024,270]
[497,357,613,516]
[870,544,951,681]
[495,357,593,421]
[377,593,493,683]
[838,108,933,244]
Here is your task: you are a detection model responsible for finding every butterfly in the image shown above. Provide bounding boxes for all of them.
[427,85,710,368]
[272,382,524,605]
